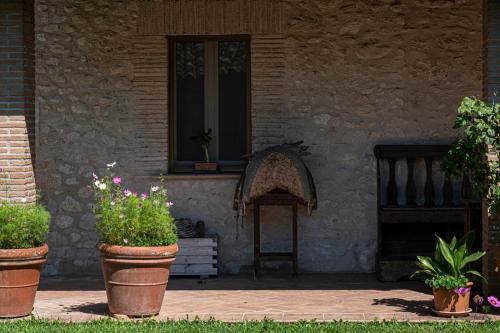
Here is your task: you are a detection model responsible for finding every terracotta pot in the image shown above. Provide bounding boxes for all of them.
[433,281,473,313]
[97,243,178,317]
[0,244,48,318]
[194,162,217,172]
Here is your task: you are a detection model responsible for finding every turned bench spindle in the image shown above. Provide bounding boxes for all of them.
[387,158,398,206]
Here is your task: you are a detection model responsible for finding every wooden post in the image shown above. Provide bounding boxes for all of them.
[253,202,260,279]
[292,200,298,276]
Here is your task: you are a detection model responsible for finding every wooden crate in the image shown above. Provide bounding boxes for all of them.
[171,237,218,277]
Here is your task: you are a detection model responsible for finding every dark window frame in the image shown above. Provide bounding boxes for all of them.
[168,35,252,174]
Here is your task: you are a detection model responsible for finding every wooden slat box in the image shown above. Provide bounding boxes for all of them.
[171,237,218,278]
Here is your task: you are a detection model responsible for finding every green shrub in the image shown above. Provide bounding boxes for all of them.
[91,163,177,247]
[413,232,485,290]
[441,97,500,214]
[0,202,50,249]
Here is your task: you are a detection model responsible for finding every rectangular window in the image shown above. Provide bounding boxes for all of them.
[169,36,250,173]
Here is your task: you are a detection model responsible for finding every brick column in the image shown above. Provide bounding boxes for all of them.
[0,0,36,203]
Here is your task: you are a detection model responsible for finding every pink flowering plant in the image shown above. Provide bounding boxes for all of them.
[91,163,177,247]
[473,294,500,313]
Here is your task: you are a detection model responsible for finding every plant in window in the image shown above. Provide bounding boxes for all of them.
[91,163,178,317]
[413,232,485,316]
[191,128,212,163]
[441,96,500,214]
[0,168,51,317]
[190,129,217,172]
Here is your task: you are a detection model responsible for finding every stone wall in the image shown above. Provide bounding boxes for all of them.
[35,0,484,276]
[0,0,36,203]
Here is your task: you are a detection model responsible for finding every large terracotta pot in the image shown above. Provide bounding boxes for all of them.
[0,244,48,318]
[97,243,178,317]
[433,281,473,315]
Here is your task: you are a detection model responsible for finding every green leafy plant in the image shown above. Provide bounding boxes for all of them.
[190,128,212,163]
[91,163,177,247]
[0,202,50,249]
[0,167,50,249]
[441,96,500,214]
[413,232,485,290]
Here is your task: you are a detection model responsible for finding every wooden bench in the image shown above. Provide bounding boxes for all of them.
[374,145,481,281]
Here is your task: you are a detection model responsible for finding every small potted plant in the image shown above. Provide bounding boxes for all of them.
[92,162,178,317]
[191,128,217,172]
[413,232,485,317]
[0,174,50,317]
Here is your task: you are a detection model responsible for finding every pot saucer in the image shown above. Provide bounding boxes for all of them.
[431,308,472,318]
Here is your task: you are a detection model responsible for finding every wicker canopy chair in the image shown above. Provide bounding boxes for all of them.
[233,142,317,276]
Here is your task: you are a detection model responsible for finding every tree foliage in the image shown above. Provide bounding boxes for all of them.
[441,97,500,214]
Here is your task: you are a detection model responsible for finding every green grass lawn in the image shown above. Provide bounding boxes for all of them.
[0,320,498,333]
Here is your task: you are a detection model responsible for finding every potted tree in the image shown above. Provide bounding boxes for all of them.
[413,233,485,317]
[92,163,178,317]
[191,128,217,172]
[441,96,500,298]
[0,194,50,318]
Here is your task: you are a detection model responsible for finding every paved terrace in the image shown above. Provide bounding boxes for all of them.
[32,274,499,322]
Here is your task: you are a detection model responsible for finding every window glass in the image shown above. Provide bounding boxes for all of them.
[218,41,248,162]
[175,42,205,162]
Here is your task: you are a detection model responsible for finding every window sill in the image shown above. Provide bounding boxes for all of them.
[158,173,241,181]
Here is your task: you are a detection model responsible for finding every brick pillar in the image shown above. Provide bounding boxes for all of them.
[0,0,36,203]
[485,146,500,294]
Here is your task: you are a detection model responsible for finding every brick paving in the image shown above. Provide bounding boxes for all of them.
[30,274,499,322]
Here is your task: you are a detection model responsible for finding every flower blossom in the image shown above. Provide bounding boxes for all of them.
[106,161,117,168]
[123,189,132,197]
[92,173,98,180]
[140,193,148,200]
[112,176,121,185]
[21,198,27,203]
[151,186,160,192]
[98,183,107,190]
[488,296,500,308]
[454,287,470,295]
[110,201,115,206]
[123,238,128,244]
[165,201,174,208]
[473,295,484,306]
[132,192,138,197]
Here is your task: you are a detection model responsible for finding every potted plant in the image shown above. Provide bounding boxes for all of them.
[0,191,50,317]
[92,162,178,317]
[191,128,217,172]
[413,232,485,317]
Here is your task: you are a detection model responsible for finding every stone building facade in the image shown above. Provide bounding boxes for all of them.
[1,0,499,286]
